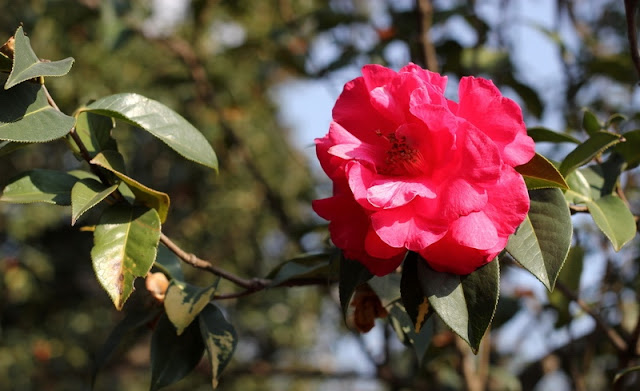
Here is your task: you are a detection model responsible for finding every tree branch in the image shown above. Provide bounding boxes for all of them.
[416,0,439,72]
[624,0,640,80]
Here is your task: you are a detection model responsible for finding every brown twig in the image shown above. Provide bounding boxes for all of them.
[555,281,628,352]
[624,0,640,80]
[416,0,439,72]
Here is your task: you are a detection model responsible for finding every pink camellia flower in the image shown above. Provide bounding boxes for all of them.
[313,63,535,276]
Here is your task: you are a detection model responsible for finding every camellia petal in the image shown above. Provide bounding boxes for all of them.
[449,211,499,250]
[367,177,435,209]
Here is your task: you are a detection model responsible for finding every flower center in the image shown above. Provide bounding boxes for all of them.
[377,131,424,176]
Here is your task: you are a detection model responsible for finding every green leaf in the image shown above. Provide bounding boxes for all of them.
[5,26,74,90]
[418,259,499,352]
[586,195,636,251]
[400,252,430,329]
[516,152,568,190]
[70,178,118,225]
[559,131,623,176]
[527,126,580,144]
[164,279,219,335]
[91,205,161,310]
[150,314,205,391]
[506,188,572,291]
[91,151,170,222]
[84,93,218,170]
[267,252,334,287]
[154,245,184,280]
[339,254,373,321]
[606,113,627,128]
[549,246,584,327]
[582,109,602,136]
[0,140,29,156]
[199,304,237,389]
[615,129,640,169]
[0,169,78,205]
[564,166,605,204]
[0,82,75,142]
[388,302,433,363]
[73,111,117,159]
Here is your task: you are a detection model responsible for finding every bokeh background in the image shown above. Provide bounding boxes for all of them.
[1,0,640,390]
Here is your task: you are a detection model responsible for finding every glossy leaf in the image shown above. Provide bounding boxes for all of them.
[73,111,117,158]
[515,152,568,190]
[91,151,170,222]
[388,302,433,363]
[199,304,237,389]
[339,254,373,320]
[5,26,74,89]
[586,195,636,251]
[0,82,75,142]
[615,129,640,169]
[559,131,622,176]
[91,205,161,310]
[164,279,219,335]
[154,245,184,280]
[0,169,77,205]
[84,93,218,170]
[150,314,205,391]
[527,126,579,144]
[267,252,334,287]
[506,188,572,291]
[400,252,430,329]
[70,178,118,225]
[564,166,605,204]
[418,259,499,352]
[582,109,602,136]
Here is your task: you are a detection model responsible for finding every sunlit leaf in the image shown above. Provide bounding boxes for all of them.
[5,26,74,89]
[91,205,161,310]
[150,314,205,391]
[506,188,572,291]
[586,195,636,251]
[516,153,568,190]
[199,304,237,389]
[615,129,640,169]
[70,178,118,225]
[84,93,218,170]
[559,131,622,176]
[164,279,219,335]
[0,82,75,142]
[91,151,170,222]
[0,169,77,205]
[564,166,605,204]
[73,111,117,158]
[418,259,499,352]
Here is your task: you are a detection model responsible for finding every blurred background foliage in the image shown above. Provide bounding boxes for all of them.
[1,0,640,390]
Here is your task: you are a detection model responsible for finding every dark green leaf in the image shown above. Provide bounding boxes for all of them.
[91,205,161,310]
[559,131,623,176]
[5,26,74,89]
[164,279,219,335]
[73,111,117,159]
[516,152,568,190]
[549,246,584,327]
[85,93,218,170]
[0,51,11,73]
[0,82,75,142]
[154,245,184,280]
[91,151,170,222]
[70,178,118,225]
[582,109,602,136]
[418,259,499,352]
[400,252,430,329]
[0,169,78,205]
[615,129,640,169]
[199,304,237,389]
[150,314,205,391]
[339,254,373,320]
[586,195,636,251]
[506,188,572,291]
[388,302,433,363]
[527,126,580,144]
[0,140,29,156]
[606,113,627,128]
[267,252,334,287]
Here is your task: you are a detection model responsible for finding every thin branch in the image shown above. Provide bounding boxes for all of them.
[624,0,640,80]
[416,0,439,72]
[555,281,628,352]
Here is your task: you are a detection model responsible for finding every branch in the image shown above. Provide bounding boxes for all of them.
[416,0,439,72]
[624,0,640,80]
[555,281,628,352]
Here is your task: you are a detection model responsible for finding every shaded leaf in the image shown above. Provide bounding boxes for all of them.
[586,195,636,251]
[582,109,602,136]
[0,51,11,73]
[527,126,580,144]
[70,178,118,225]
[164,279,219,335]
[549,246,584,327]
[150,314,205,391]
[0,82,75,142]
[606,113,627,128]
[516,152,568,190]
[85,93,218,170]
[0,140,29,156]
[5,26,74,89]
[199,304,237,389]
[154,245,184,280]
[614,365,640,385]
[615,129,640,169]
[267,252,334,287]
[0,169,77,205]
[73,111,117,159]
[91,205,161,310]
[506,188,572,291]
[418,259,499,352]
[559,131,623,176]
[339,254,374,321]
[91,151,170,222]
[388,302,433,363]
[400,252,429,329]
